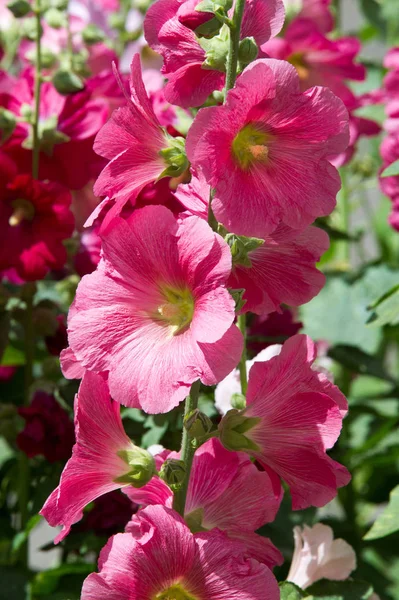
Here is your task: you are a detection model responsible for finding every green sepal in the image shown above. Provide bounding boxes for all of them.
[231,393,246,410]
[184,408,213,439]
[218,409,261,452]
[159,458,186,491]
[200,24,230,72]
[226,233,264,267]
[158,136,189,179]
[196,0,233,13]
[6,0,31,18]
[115,447,156,488]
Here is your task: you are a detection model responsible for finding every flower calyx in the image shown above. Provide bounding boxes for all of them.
[115,446,156,488]
[225,233,264,268]
[200,24,230,72]
[218,409,260,452]
[184,408,213,441]
[159,458,186,492]
[159,136,190,179]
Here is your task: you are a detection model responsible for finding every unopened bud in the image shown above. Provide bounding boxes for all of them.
[159,136,189,179]
[82,24,106,45]
[159,458,186,491]
[218,409,260,452]
[238,37,258,66]
[184,409,213,439]
[44,7,66,29]
[22,16,43,40]
[7,0,31,18]
[115,446,156,488]
[231,393,246,410]
[201,24,229,72]
[52,69,84,95]
[225,233,264,268]
[0,108,17,143]
[52,0,69,9]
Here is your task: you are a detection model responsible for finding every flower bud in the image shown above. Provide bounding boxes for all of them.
[82,24,106,45]
[52,0,69,9]
[44,7,66,29]
[218,409,261,452]
[159,136,189,179]
[7,0,31,17]
[52,69,84,95]
[225,233,264,268]
[231,393,246,410]
[22,16,43,41]
[201,24,229,72]
[159,458,186,491]
[184,408,213,439]
[115,446,156,488]
[0,108,17,143]
[238,36,258,67]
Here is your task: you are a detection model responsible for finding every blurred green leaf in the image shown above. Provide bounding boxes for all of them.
[280,582,305,599]
[141,415,168,448]
[30,563,95,596]
[11,514,41,556]
[359,0,386,36]
[328,345,395,382]
[381,161,399,178]
[364,485,399,540]
[0,344,25,366]
[367,285,399,327]
[305,579,374,599]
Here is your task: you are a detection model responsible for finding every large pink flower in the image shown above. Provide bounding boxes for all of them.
[67,205,243,413]
[81,505,280,600]
[186,58,349,237]
[40,371,154,543]
[93,54,188,228]
[0,173,74,281]
[127,438,283,568]
[144,0,285,108]
[228,224,329,314]
[262,19,365,103]
[219,334,350,510]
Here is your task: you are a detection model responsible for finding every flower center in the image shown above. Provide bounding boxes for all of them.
[287,51,310,82]
[155,584,198,600]
[232,124,272,170]
[9,198,35,226]
[156,287,194,335]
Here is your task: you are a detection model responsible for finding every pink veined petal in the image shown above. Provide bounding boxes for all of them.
[228,530,284,569]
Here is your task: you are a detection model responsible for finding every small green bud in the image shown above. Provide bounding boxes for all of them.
[0,108,17,143]
[44,7,66,29]
[231,393,246,410]
[200,24,229,72]
[52,69,84,95]
[134,0,153,12]
[22,16,43,40]
[238,36,258,66]
[20,103,33,121]
[184,409,213,440]
[115,446,156,487]
[7,0,31,18]
[218,409,261,452]
[228,288,246,312]
[108,11,125,31]
[225,233,264,268]
[82,24,106,45]
[52,0,69,9]
[159,136,189,179]
[159,459,186,491]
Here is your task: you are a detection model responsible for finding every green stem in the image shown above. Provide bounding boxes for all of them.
[225,0,246,94]
[207,191,218,232]
[32,0,43,180]
[237,314,248,395]
[172,380,201,516]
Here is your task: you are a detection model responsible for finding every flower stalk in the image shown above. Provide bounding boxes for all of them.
[32,0,43,180]
[237,313,248,395]
[225,0,246,94]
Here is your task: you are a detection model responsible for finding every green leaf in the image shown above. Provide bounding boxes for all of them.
[11,514,41,556]
[364,485,399,540]
[305,579,374,599]
[381,160,399,178]
[0,344,25,366]
[30,563,95,596]
[359,0,386,36]
[328,345,395,382]
[0,566,29,600]
[367,285,399,327]
[141,415,168,448]
[280,582,306,599]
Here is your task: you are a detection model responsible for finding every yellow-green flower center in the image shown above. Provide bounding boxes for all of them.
[9,198,35,226]
[156,286,194,335]
[287,51,310,82]
[231,124,272,170]
[154,584,198,600]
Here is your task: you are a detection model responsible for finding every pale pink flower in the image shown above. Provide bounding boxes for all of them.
[67,205,243,413]
[228,224,329,314]
[287,523,357,589]
[186,58,348,237]
[40,372,155,543]
[81,505,280,600]
[144,0,285,107]
[127,438,283,568]
[93,54,185,228]
[219,334,350,510]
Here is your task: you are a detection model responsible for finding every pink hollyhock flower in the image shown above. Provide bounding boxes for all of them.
[81,505,280,600]
[144,0,285,108]
[287,524,356,589]
[283,0,333,32]
[262,19,365,104]
[74,227,102,277]
[219,334,350,510]
[93,54,189,227]
[0,69,108,190]
[332,114,380,168]
[379,133,399,231]
[228,224,329,314]
[0,174,74,281]
[127,438,283,568]
[186,58,348,237]
[247,309,302,355]
[67,205,243,412]
[17,391,75,463]
[40,371,156,543]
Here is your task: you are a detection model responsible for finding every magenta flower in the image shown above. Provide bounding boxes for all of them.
[283,0,333,33]
[228,224,329,314]
[0,174,74,281]
[144,0,285,107]
[127,439,283,568]
[67,205,243,412]
[186,58,349,237]
[262,19,365,104]
[81,505,280,600]
[219,334,350,510]
[93,54,188,227]
[40,372,155,543]
[379,133,399,231]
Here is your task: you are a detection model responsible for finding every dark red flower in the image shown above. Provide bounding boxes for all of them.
[75,490,137,538]
[247,309,303,356]
[17,391,75,463]
[44,315,68,356]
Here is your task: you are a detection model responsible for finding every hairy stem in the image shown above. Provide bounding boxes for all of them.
[225,0,246,94]
[173,380,201,516]
[32,0,43,180]
[237,313,248,395]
